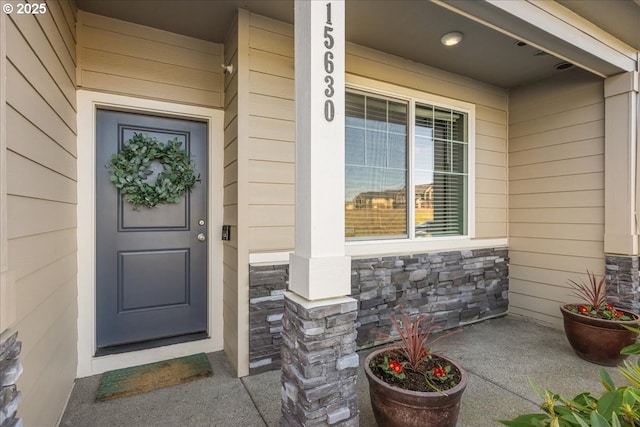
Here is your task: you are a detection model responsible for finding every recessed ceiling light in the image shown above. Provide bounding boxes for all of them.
[533,49,547,56]
[514,41,527,47]
[555,61,574,70]
[441,31,463,47]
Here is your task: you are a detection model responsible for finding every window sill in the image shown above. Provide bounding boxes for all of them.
[248,237,508,265]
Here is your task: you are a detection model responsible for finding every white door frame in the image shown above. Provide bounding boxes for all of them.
[76,90,224,377]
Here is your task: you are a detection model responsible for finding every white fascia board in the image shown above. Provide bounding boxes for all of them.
[433,0,637,77]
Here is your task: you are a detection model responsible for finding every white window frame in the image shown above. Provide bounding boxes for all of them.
[344,75,477,256]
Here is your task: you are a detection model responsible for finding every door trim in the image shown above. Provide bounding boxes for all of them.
[77,90,224,377]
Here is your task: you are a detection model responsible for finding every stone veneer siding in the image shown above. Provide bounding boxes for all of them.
[606,255,640,312]
[249,247,509,374]
[0,330,22,427]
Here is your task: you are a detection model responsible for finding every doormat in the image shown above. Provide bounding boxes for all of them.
[96,353,213,402]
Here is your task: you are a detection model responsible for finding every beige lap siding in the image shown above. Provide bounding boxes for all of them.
[508,69,605,327]
[3,1,78,425]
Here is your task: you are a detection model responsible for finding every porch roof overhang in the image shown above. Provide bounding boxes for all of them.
[435,0,639,78]
[77,0,640,89]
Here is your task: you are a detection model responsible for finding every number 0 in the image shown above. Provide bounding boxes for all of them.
[324,100,335,122]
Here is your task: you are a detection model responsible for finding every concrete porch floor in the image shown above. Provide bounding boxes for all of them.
[59,315,629,426]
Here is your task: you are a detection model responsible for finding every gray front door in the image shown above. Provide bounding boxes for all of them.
[96,110,208,352]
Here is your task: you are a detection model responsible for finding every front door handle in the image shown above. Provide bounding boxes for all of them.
[197,233,206,242]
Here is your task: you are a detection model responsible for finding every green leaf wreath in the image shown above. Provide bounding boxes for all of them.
[106,133,200,210]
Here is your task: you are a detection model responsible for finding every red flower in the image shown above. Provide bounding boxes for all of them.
[388,360,403,374]
[420,348,427,358]
[432,366,447,378]
[578,305,589,313]
[615,310,623,318]
[606,304,614,311]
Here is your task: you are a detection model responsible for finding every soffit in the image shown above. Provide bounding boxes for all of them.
[77,0,633,89]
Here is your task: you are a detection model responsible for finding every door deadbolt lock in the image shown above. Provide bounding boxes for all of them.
[198,219,206,226]
[197,233,206,242]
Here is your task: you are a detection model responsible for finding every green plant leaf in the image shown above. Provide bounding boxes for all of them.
[497,414,548,426]
[597,391,623,419]
[620,343,640,355]
[601,369,617,391]
[610,412,621,427]
[571,413,591,427]
[590,411,611,427]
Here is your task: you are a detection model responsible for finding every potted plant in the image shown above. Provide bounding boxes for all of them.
[364,310,466,427]
[499,327,640,426]
[560,271,639,366]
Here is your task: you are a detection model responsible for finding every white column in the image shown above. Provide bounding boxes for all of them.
[604,71,639,255]
[290,0,351,300]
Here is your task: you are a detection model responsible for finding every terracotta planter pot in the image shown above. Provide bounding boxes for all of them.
[364,349,467,427]
[560,304,639,366]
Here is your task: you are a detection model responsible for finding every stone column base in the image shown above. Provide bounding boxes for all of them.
[280,293,359,426]
[606,255,640,312]
[0,330,23,427]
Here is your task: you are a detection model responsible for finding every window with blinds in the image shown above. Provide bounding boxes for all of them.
[345,90,469,240]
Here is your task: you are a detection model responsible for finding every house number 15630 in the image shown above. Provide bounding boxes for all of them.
[323,2,335,122]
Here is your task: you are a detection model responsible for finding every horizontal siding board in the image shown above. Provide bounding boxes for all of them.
[7,228,77,281]
[7,22,76,131]
[224,205,238,226]
[249,71,294,100]
[248,139,294,163]
[6,106,76,180]
[59,0,77,39]
[509,156,603,181]
[82,26,222,72]
[476,178,507,195]
[509,207,603,224]
[509,236,603,258]
[509,251,603,273]
[510,103,604,139]
[249,205,294,227]
[7,196,76,239]
[509,190,603,209]
[249,27,293,58]
[224,160,238,186]
[6,64,76,152]
[82,11,219,53]
[47,0,76,61]
[509,223,604,241]
[15,253,76,322]
[8,12,75,106]
[476,134,507,153]
[248,160,294,184]
[476,105,507,125]
[250,49,294,79]
[17,300,76,427]
[248,227,295,251]
[510,172,603,194]
[474,222,507,238]
[476,149,506,167]
[248,116,295,142]
[224,139,238,167]
[510,121,604,153]
[476,164,507,181]
[476,208,507,223]
[249,93,294,121]
[32,11,75,77]
[250,13,293,37]
[7,151,76,204]
[476,194,506,209]
[510,138,603,167]
[224,182,238,206]
[81,70,221,107]
[476,120,506,139]
[249,183,294,205]
[81,48,220,92]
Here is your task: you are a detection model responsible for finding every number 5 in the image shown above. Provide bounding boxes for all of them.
[324,26,334,49]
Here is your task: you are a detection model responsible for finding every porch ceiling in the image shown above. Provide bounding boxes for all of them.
[76,0,640,89]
